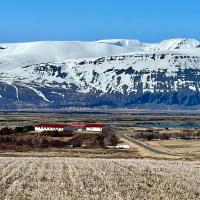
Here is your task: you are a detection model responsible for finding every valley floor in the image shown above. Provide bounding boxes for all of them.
[0,111,200,199]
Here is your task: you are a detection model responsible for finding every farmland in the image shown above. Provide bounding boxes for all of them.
[146,139,200,160]
[0,110,200,160]
[0,157,199,200]
[0,110,200,199]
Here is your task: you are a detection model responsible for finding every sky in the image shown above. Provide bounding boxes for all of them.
[0,0,200,43]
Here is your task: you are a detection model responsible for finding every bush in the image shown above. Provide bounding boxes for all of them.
[41,131,74,137]
[21,138,33,147]
[160,133,170,140]
[14,125,35,133]
[102,126,118,146]
[59,132,74,137]
[95,134,105,146]
[0,127,14,135]
[49,140,68,148]
[109,134,119,146]
[15,126,24,133]
[0,135,13,143]
[0,125,35,136]
[40,138,49,148]
[134,132,160,141]
[16,139,24,146]
[72,140,82,147]
[134,128,200,141]
[49,131,60,137]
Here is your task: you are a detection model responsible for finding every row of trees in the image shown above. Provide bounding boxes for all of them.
[134,128,200,141]
[102,126,118,146]
[40,130,74,137]
[63,126,118,147]
[0,126,34,135]
[0,126,119,148]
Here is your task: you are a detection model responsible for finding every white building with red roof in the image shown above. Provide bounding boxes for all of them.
[35,123,106,132]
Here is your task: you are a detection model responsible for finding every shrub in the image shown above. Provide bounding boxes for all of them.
[71,138,82,147]
[14,125,35,133]
[15,126,24,133]
[59,132,74,137]
[0,135,13,143]
[49,131,60,137]
[23,125,35,132]
[102,126,118,146]
[16,139,24,146]
[49,140,68,148]
[40,138,49,148]
[160,133,170,140]
[134,132,160,141]
[109,134,118,146]
[95,134,105,146]
[41,131,73,137]
[0,127,14,135]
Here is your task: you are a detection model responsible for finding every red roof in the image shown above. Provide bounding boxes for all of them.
[35,123,106,128]
[35,123,67,128]
[83,123,106,128]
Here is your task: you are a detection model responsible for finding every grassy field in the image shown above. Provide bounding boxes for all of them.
[146,139,200,160]
[0,110,200,160]
[0,111,200,199]
[0,157,199,200]
[1,110,200,128]
[0,148,139,159]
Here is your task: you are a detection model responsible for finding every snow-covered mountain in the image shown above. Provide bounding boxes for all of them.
[1,38,200,109]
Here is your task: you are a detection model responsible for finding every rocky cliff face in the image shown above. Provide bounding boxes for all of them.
[1,39,200,109]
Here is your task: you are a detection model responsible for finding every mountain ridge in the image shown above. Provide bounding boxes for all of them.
[1,38,200,109]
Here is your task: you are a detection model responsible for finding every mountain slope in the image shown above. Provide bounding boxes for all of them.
[0,40,143,71]
[1,38,200,109]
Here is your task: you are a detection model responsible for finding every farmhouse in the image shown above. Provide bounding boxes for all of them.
[35,123,106,132]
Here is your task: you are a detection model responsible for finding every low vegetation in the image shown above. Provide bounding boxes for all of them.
[0,126,119,149]
[0,125,34,135]
[0,157,199,200]
[151,139,200,160]
[134,128,200,141]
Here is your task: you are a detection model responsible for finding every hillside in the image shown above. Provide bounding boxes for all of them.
[1,38,200,109]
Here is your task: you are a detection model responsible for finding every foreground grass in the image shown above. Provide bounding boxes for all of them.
[0,148,139,159]
[0,157,199,200]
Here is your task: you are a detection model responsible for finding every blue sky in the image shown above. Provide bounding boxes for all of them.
[0,0,200,42]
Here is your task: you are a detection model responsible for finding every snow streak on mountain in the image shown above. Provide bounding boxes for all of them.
[1,38,200,109]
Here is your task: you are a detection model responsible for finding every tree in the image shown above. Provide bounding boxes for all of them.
[109,134,118,147]
[0,127,14,135]
[102,126,118,146]
[23,125,35,132]
[96,134,104,146]
[15,126,24,133]
[71,138,82,147]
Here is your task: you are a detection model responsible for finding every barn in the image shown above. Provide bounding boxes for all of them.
[35,123,106,132]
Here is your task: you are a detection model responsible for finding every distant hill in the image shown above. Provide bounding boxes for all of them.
[1,38,200,109]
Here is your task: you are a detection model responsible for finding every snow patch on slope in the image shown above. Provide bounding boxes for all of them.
[145,38,200,51]
[1,38,200,72]
[0,41,141,71]
[97,39,144,51]
[23,85,51,103]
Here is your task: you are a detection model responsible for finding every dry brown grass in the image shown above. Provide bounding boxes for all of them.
[0,148,139,159]
[146,139,200,160]
[0,157,199,200]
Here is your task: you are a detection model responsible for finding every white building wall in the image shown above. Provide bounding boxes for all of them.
[86,127,102,132]
[35,127,63,132]
[35,126,104,132]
